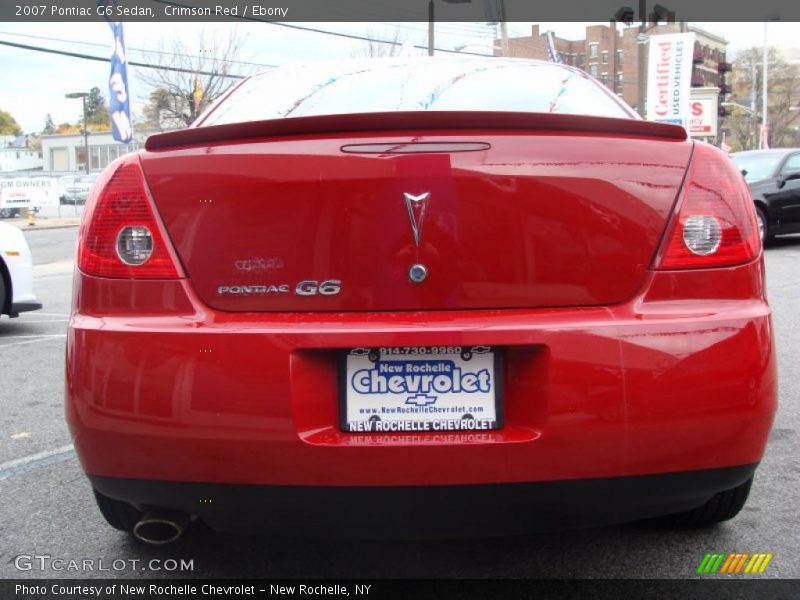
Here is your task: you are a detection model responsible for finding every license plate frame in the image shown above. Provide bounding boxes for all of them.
[339,346,503,433]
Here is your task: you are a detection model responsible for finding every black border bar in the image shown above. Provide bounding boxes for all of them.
[3,579,799,600]
[3,0,800,22]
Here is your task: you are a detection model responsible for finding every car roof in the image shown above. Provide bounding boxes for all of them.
[731,149,800,157]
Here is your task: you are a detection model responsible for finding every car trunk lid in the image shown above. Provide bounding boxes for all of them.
[140,113,692,312]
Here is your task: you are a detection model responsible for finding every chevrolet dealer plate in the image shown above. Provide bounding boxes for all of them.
[341,347,502,433]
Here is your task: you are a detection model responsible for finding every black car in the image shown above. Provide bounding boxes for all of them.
[731,148,800,244]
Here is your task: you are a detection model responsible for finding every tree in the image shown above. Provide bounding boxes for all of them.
[43,113,56,134]
[725,47,800,151]
[84,87,111,128]
[141,87,179,130]
[56,122,81,135]
[351,28,410,58]
[139,28,250,127]
[0,109,22,136]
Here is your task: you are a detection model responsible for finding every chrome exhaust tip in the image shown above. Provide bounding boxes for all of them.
[132,510,189,545]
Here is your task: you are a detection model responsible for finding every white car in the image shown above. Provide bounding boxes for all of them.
[0,222,41,317]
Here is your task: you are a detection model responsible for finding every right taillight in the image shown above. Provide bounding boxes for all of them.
[654,142,760,270]
[78,156,180,279]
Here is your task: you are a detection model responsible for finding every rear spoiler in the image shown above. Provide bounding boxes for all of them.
[145,111,687,151]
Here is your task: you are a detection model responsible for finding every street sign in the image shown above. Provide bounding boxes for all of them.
[688,87,720,138]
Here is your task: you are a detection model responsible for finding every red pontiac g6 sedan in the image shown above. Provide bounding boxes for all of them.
[66,58,776,543]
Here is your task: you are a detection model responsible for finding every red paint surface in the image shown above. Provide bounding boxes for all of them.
[66,127,776,487]
[140,131,692,312]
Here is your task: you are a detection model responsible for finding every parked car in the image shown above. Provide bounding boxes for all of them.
[0,207,21,219]
[731,148,800,244]
[60,174,98,205]
[0,221,42,317]
[67,57,775,544]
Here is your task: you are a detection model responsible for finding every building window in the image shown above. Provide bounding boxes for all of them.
[617,49,623,67]
[89,146,102,171]
[602,51,608,64]
[601,73,609,84]
[590,64,598,77]
[589,43,598,58]
[74,147,87,171]
[87,143,140,171]
[577,53,584,67]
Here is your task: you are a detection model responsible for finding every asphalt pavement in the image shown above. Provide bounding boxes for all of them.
[1,227,798,580]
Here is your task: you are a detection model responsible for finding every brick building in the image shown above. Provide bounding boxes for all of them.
[497,23,730,114]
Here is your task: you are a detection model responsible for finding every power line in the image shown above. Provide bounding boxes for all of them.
[0,39,247,78]
[256,21,486,56]
[147,0,486,56]
[0,30,276,68]
[381,21,496,41]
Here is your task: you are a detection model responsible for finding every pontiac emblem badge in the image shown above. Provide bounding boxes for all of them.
[403,192,430,247]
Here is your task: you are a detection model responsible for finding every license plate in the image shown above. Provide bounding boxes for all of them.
[341,346,502,433]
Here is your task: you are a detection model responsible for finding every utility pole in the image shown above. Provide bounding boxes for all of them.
[499,0,508,56]
[762,21,769,148]
[82,96,89,175]
[428,0,434,56]
[751,59,758,149]
[611,19,618,94]
[65,92,89,174]
[429,0,476,56]
[637,0,647,116]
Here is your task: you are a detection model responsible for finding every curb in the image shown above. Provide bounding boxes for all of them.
[5,219,82,231]
[18,224,81,231]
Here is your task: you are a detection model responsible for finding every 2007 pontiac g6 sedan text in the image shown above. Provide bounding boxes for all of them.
[66,57,776,543]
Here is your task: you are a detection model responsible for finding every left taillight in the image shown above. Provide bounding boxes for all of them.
[653,142,760,270]
[78,157,180,278]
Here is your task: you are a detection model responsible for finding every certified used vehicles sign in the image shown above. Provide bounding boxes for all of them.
[342,347,501,432]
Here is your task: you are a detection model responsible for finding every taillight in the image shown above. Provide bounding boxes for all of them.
[654,142,760,270]
[78,158,180,278]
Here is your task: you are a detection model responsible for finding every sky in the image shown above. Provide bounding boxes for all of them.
[1,20,798,132]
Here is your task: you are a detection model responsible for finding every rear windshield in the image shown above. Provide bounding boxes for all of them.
[201,58,634,126]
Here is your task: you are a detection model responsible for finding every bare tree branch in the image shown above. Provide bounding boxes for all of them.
[350,28,410,59]
[139,27,252,130]
[726,47,800,150]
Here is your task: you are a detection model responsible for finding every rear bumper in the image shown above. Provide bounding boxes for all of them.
[10,300,42,316]
[91,464,758,536]
[66,262,777,495]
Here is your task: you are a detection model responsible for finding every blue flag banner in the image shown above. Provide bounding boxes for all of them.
[108,21,132,143]
[546,31,562,64]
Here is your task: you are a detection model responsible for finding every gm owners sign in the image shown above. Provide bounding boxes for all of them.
[0,178,58,209]
[343,347,500,432]
[646,32,695,129]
